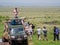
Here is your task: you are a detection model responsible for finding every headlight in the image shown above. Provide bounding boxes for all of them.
[24,35,27,38]
[11,36,15,38]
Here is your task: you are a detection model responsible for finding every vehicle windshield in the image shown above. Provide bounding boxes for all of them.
[10,28,25,36]
[10,19,22,25]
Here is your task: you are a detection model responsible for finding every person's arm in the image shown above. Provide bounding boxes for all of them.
[58,28,60,34]
[13,9,15,13]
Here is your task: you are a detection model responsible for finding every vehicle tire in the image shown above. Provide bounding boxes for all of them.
[10,40,17,45]
[24,42,28,45]
[2,38,8,42]
[23,39,28,45]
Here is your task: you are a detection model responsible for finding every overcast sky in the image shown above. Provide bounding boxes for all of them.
[0,0,60,6]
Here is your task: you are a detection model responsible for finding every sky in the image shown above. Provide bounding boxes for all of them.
[0,0,60,6]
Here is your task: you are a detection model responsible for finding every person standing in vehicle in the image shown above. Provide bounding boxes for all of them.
[13,8,18,18]
[42,26,48,41]
[53,26,59,41]
[37,27,41,40]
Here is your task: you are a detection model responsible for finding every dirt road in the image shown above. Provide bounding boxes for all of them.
[0,39,33,45]
[0,42,10,45]
[28,40,33,45]
[0,42,33,45]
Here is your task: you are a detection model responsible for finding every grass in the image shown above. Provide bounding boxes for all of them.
[0,7,60,45]
[32,34,60,45]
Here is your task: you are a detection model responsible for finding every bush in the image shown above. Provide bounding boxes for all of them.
[0,16,9,22]
[43,20,60,25]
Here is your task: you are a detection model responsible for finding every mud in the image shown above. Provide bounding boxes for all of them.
[0,42,10,45]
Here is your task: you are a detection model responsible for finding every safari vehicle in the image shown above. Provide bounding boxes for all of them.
[2,18,28,45]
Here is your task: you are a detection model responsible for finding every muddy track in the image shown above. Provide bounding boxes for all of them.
[0,42,10,45]
[0,40,33,45]
[28,40,33,45]
[0,42,33,45]
[29,42,33,45]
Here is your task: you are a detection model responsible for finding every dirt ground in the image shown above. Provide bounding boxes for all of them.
[0,39,33,45]
[28,40,33,45]
[0,42,10,45]
[0,42,33,45]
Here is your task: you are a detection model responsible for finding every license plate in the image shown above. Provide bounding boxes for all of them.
[17,38,22,40]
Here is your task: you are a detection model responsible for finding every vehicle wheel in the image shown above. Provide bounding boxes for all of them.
[2,38,8,42]
[10,40,17,45]
[24,42,28,45]
[23,39,28,45]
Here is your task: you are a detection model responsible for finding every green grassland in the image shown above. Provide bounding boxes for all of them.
[0,7,60,45]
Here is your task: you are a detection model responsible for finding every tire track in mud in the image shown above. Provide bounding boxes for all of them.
[28,40,34,45]
[0,41,33,45]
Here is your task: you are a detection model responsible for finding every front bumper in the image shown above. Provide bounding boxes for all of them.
[10,38,28,43]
